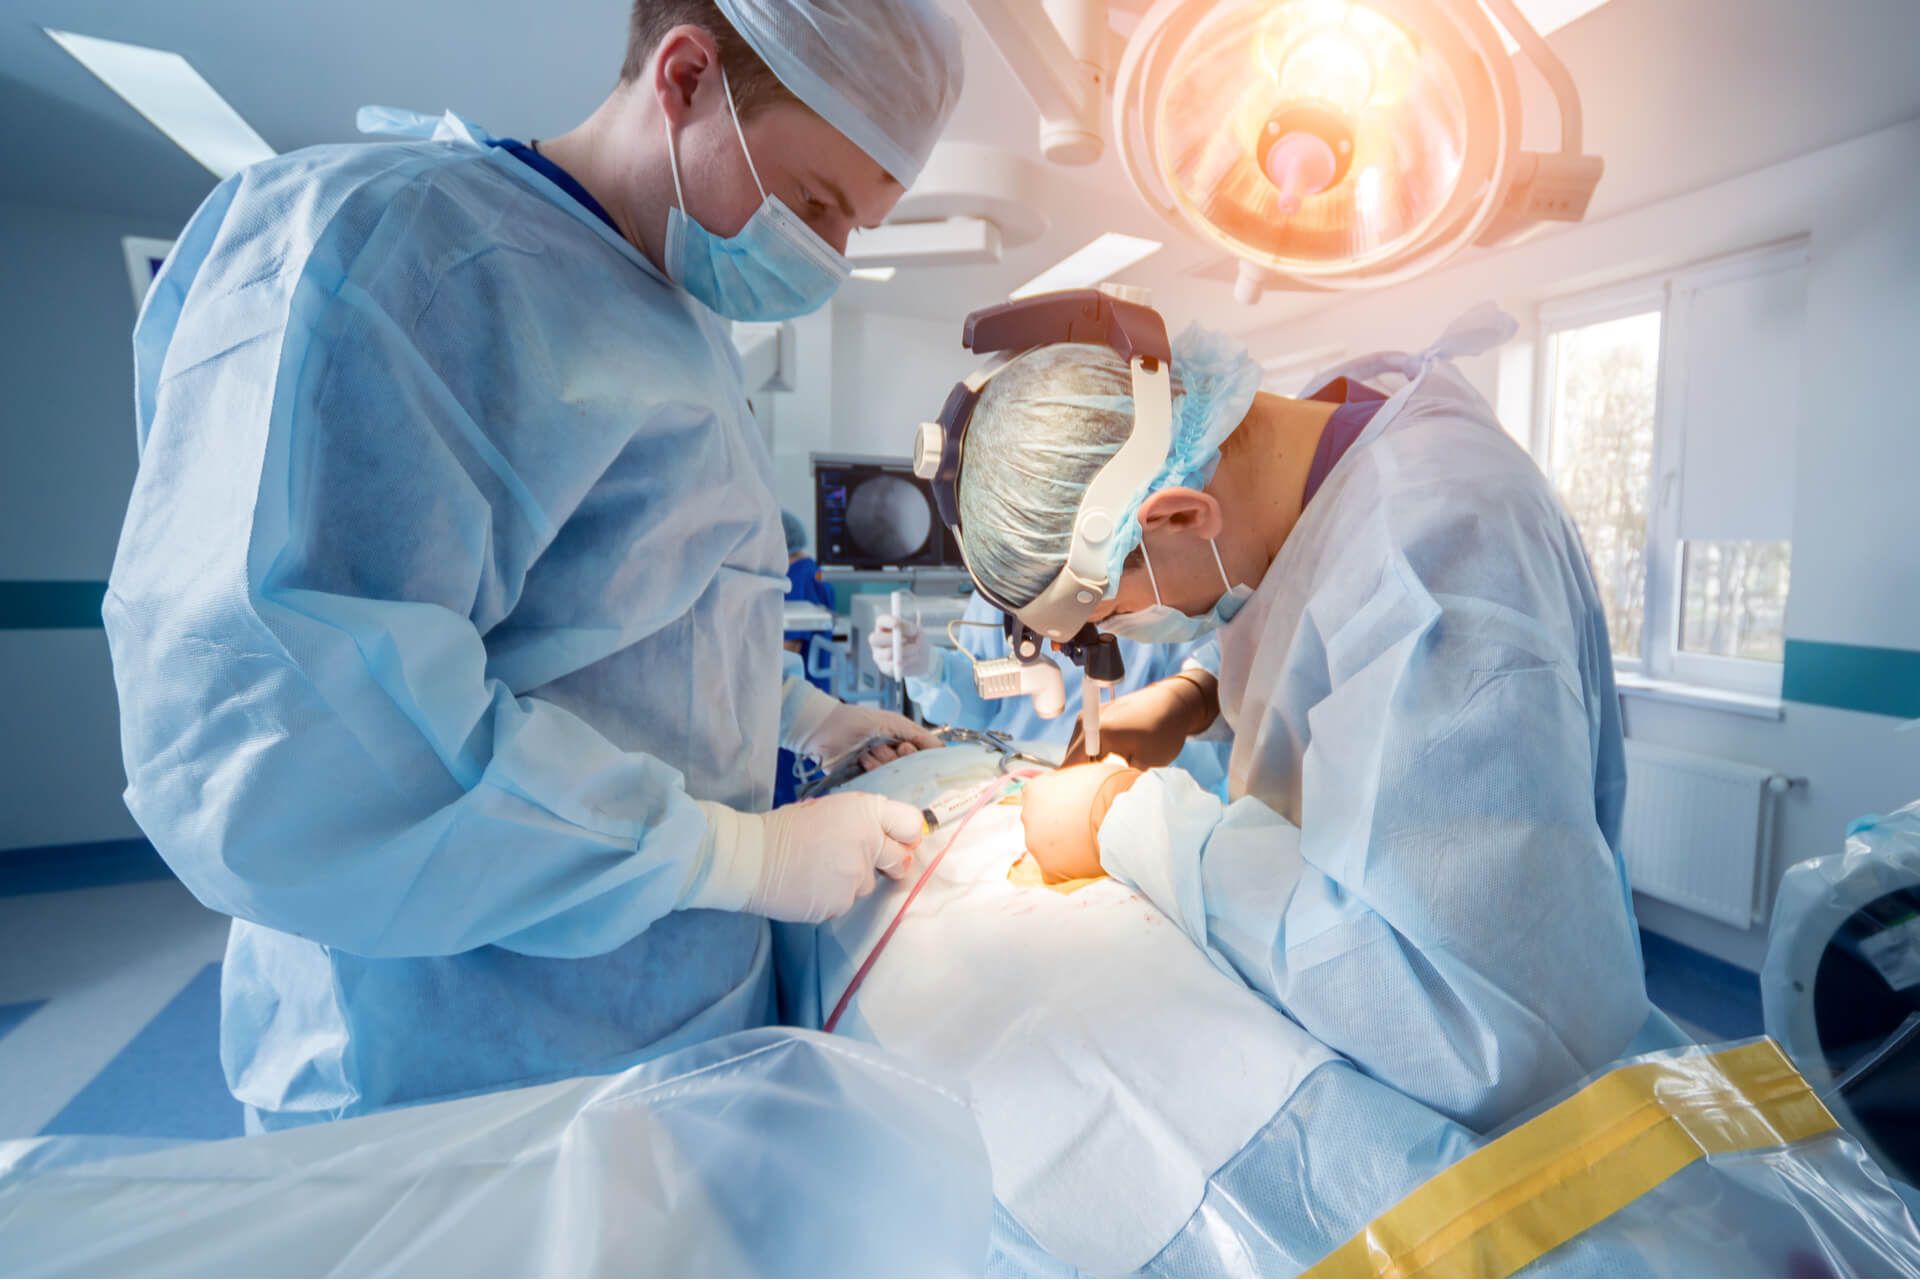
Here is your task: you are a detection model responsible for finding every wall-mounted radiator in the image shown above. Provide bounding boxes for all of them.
[1620,741,1792,929]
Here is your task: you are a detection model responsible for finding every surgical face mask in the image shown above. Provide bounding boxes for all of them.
[1097,535,1252,645]
[662,70,852,322]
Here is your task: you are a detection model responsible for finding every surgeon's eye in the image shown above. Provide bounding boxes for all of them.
[799,190,830,220]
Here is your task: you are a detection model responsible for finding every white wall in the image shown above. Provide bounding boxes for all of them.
[1237,119,1920,970]
[0,198,170,849]
[828,308,981,459]
[752,307,978,552]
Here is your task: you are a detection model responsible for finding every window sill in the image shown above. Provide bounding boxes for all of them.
[1615,672,1784,721]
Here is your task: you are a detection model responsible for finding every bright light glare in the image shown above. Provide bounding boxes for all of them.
[1010,233,1162,299]
[850,267,897,282]
[46,29,273,179]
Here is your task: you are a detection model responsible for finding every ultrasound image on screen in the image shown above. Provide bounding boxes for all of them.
[845,474,932,562]
[814,460,956,569]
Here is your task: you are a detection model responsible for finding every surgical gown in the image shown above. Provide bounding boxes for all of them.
[1100,359,1662,1133]
[105,117,788,1126]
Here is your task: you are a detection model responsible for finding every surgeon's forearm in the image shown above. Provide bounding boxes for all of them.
[1162,670,1220,736]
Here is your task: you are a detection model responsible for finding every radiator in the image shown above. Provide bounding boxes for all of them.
[1619,741,1787,929]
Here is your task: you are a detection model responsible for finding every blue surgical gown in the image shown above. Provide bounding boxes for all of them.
[105,115,785,1125]
[908,593,1229,790]
[1099,359,1663,1134]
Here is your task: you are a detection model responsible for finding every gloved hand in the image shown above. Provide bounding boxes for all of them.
[1061,672,1219,768]
[787,696,943,771]
[867,614,936,680]
[690,795,924,922]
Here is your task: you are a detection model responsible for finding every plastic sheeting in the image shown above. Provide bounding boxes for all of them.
[1764,797,1920,1195]
[0,1029,993,1278]
[1308,1038,1920,1279]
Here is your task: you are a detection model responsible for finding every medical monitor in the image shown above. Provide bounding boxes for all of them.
[813,454,960,570]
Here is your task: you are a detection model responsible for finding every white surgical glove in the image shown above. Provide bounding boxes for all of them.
[785,694,943,770]
[867,614,936,680]
[687,795,924,922]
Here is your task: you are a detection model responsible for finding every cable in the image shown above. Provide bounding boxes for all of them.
[822,768,1044,1034]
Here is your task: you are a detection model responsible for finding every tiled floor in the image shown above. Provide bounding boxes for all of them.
[0,846,1765,1144]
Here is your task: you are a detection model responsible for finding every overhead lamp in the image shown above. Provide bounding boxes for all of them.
[851,267,898,282]
[1011,233,1163,299]
[1112,0,1602,299]
[46,29,273,179]
[965,0,1605,300]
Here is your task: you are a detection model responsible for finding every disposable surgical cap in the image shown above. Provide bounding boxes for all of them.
[957,327,1262,609]
[781,509,809,556]
[714,0,965,187]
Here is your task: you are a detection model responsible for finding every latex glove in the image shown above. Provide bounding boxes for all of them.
[788,697,943,771]
[691,795,923,922]
[1061,672,1218,768]
[867,614,936,680]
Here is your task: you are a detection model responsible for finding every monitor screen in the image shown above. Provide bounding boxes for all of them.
[813,455,960,570]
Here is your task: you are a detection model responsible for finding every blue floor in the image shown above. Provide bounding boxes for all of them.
[1641,929,1764,1040]
[41,963,244,1141]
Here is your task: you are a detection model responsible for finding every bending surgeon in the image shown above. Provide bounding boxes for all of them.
[943,297,1680,1133]
[104,0,963,1129]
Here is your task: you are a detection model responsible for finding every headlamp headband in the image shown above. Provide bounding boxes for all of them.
[912,288,1174,642]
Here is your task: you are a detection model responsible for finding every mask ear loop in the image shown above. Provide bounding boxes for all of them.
[1207,539,1232,594]
[662,65,762,215]
[1138,536,1165,608]
[718,67,769,201]
[662,111,688,212]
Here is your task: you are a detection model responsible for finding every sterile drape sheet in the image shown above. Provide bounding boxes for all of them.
[0,1028,993,1277]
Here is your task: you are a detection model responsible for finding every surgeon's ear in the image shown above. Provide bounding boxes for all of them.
[653,25,722,121]
[1137,488,1223,540]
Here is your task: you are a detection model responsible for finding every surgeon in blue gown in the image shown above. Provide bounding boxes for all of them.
[103,0,964,1129]
[944,314,1683,1136]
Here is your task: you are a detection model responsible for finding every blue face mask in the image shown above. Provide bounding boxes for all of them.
[1098,535,1252,645]
[662,69,852,322]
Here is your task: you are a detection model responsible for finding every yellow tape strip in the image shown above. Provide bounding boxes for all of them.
[1304,1040,1838,1279]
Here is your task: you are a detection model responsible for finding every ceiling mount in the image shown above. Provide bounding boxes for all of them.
[845,143,1052,271]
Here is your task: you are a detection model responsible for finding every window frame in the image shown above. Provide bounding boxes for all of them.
[1532,240,1806,697]
[1661,242,1808,696]
[1535,280,1670,679]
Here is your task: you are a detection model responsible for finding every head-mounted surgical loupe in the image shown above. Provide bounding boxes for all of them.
[912,288,1175,755]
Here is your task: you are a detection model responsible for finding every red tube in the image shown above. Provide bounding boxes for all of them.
[823,769,1043,1035]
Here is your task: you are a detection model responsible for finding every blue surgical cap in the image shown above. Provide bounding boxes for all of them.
[957,326,1262,609]
[714,0,965,187]
[781,509,809,556]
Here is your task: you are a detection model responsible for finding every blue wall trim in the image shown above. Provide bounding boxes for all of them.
[0,838,172,897]
[1783,639,1920,719]
[0,580,107,629]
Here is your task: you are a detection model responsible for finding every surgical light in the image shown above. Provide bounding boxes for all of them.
[1104,0,1602,298]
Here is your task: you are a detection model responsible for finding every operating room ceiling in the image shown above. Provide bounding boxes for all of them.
[4,0,1919,331]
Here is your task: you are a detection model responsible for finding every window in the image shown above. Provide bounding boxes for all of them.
[1534,241,1807,697]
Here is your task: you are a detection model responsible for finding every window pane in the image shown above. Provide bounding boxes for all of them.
[1680,540,1791,661]
[1545,311,1661,662]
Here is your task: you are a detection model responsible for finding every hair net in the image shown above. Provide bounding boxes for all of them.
[714,0,964,187]
[957,326,1261,608]
[781,509,809,555]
